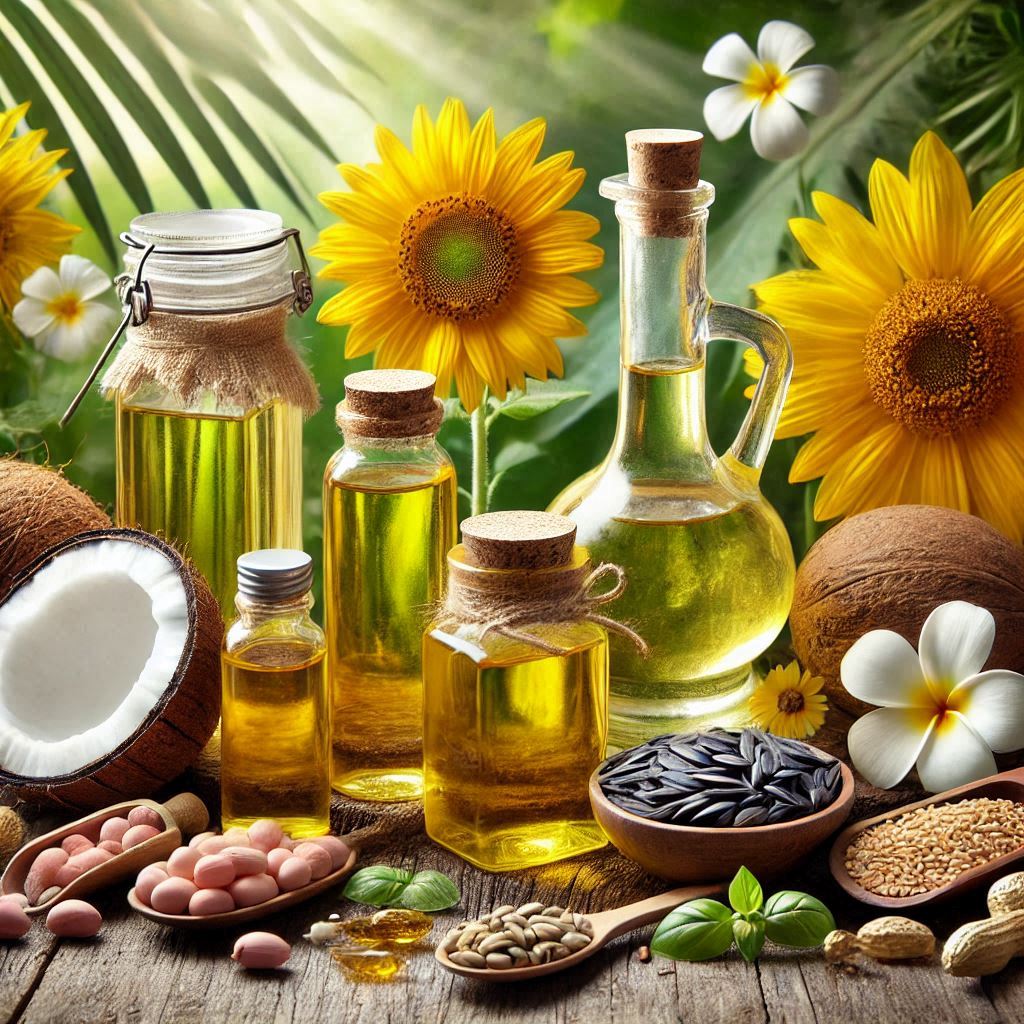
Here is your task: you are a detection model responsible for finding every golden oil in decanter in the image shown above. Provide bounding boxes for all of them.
[324,461,456,801]
[422,627,608,872]
[115,398,303,617]
[221,641,330,838]
[551,361,795,746]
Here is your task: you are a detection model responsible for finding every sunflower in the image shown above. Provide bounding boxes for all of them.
[312,98,603,410]
[0,103,79,311]
[749,661,828,739]
[746,132,1024,542]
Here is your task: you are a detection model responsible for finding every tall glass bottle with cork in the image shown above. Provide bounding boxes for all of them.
[549,130,795,749]
[94,210,318,618]
[423,510,644,871]
[221,549,330,838]
[324,369,457,802]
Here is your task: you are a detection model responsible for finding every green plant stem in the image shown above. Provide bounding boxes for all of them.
[470,396,489,517]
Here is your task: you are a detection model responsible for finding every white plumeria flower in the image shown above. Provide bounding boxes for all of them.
[842,601,1024,794]
[12,254,113,362]
[702,20,839,161]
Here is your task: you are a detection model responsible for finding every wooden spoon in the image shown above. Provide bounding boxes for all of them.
[127,847,358,929]
[1,793,208,916]
[435,882,722,982]
[830,766,1024,909]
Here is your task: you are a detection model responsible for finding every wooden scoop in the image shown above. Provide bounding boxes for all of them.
[1,793,208,916]
[127,847,358,930]
[435,883,722,982]
[830,766,1024,909]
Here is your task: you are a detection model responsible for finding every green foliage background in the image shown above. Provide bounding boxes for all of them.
[0,0,1018,611]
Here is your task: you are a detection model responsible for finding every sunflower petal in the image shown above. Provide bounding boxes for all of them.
[907,131,971,279]
[962,167,1024,308]
[868,158,927,280]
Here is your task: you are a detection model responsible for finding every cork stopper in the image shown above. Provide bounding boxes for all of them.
[344,369,437,418]
[338,368,443,438]
[626,129,703,190]
[461,511,576,570]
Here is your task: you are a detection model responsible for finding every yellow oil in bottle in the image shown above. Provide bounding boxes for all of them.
[422,627,608,872]
[324,461,457,801]
[115,398,303,618]
[221,641,330,838]
[551,361,795,746]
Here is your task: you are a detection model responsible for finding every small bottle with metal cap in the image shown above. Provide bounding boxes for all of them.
[221,549,331,837]
[324,369,457,803]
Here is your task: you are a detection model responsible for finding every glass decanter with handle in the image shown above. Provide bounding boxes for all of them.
[549,129,795,750]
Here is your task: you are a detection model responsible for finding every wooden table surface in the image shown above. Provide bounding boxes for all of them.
[4,774,1024,1024]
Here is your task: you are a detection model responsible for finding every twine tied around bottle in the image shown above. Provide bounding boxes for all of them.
[438,558,649,657]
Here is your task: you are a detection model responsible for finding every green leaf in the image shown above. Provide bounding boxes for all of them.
[728,866,764,916]
[732,918,766,963]
[4,3,151,213]
[650,898,735,962]
[763,891,836,948]
[39,0,210,209]
[0,398,61,438]
[0,32,115,262]
[342,866,412,908]
[494,388,590,421]
[88,0,259,209]
[396,870,461,912]
[442,398,471,422]
[342,865,460,911]
[192,76,310,217]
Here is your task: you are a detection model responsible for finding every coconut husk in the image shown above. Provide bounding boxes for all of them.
[0,529,223,812]
[0,460,110,604]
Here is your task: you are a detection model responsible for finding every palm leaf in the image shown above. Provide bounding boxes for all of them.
[192,76,310,217]
[3,2,152,213]
[39,0,210,209]
[0,27,115,261]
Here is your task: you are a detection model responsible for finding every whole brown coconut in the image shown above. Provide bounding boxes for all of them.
[792,505,1024,718]
[0,459,110,603]
[0,529,223,811]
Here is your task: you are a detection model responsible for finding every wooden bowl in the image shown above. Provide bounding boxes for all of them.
[127,848,358,930]
[1,793,207,916]
[589,751,855,883]
[829,766,1024,909]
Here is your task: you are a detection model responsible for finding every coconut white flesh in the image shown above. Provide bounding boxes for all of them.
[0,538,189,777]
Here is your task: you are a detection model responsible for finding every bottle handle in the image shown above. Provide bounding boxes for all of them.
[707,301,792,481]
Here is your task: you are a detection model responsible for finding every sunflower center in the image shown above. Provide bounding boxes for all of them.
[863,278,1017,435]
[398,193,520,322]
[777,688,805,714]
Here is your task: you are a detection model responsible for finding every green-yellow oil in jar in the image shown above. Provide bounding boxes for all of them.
[115,398,302,618]
[220,641,330,838]
[323,461,456,802]
[422,627,609,872]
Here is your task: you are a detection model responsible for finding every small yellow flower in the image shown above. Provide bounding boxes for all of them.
[312,98,603,411]
[0,103,79,311]
[749,661,828,739]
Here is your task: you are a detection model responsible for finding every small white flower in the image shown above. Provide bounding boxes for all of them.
[842,601,1024,793]
[12,254,113,362]
[702,20,839,161]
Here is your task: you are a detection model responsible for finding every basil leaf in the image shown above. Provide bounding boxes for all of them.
[342,866,413,907]
[396,870,461,912]
[728,866,763,915]
[651,898,735,962]
[763,891,836,948]
[732,918,766,962]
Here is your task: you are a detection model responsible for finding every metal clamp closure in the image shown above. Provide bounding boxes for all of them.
[60,228,315,428]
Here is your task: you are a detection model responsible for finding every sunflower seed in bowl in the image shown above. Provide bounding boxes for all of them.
[597,729,842,828]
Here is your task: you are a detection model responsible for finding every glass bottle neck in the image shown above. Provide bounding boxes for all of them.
[609,208,713,472]
[234,590,314,627]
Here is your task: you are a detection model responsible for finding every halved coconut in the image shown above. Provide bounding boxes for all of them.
[0,529,222,810]
[0,459,110,603]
